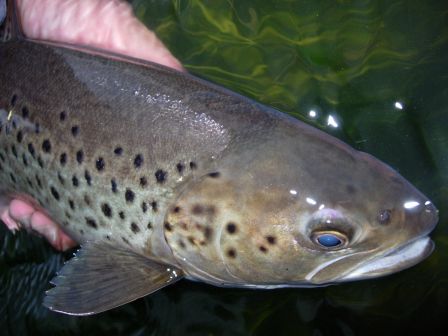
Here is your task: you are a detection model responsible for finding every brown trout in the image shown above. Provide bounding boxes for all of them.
[0,0,438,315]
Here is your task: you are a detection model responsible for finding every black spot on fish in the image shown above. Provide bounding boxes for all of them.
[114,147,123,156]
[96,157,105,171]
[227,248,237,258]
[71,125,79,137]
[57,172,65,185]
[130,222,140,233]
[101,203,112,218]
[72,175,79,187]
[60,153,67,166]
[85,217,98,229]
[9,173,16,184]
[266,236,276,245]
[208,172,220,178]
[42,139,51,153]
[139,176,147,188]
[16,131,23,143]
[204,227,213,241]
[65,211,72,220]
[111,179,118,193]
[12,121,17,129]
[59,111,66,121]
[76,150,85,164]
[189,161,197,170]
[178,240,186,249]
[155,169,167,183]
[35,175,42,188]
[11,145,17,158]
[259,246,267,253]
[176,162,184,174]
[151,201,158,212]
[26,178,33,188]
[173,206,180,213]
[125,189,135,203]
[134,154,143,168]
[164,222,172,231]
[0,153,4,162]
[84,195,91,206]
[192,204,204,215]
[141,202,148,213]
[147,222,152,230]
[28,143,35,157]
[50,186,60,201]
[122,237,130,245]
[68,199,75,210]
[226,222,237,234]
[21,106,29,119]
[34,123,40,134]
[119,211,125,220]
[84,170,92,186]
[37,156,44,168]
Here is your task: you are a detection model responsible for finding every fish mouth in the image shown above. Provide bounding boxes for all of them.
[340,236,434,282]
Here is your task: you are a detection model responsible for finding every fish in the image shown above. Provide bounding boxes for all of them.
[0,0,438,316]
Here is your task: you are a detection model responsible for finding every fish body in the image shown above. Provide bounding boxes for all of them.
[0,0,438,315]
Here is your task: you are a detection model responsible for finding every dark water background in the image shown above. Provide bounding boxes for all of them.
[1,0,447,335]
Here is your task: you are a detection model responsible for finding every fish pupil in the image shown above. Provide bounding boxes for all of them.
[317,234,342,247]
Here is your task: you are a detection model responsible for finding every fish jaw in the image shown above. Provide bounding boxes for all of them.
[338,236,434,282]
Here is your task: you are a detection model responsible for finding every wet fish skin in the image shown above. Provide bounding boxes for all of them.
[0,0,439,315]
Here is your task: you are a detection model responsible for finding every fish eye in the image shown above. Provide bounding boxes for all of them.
[311,231,347,249]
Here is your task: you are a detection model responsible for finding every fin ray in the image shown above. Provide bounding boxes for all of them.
[43,240,183,315]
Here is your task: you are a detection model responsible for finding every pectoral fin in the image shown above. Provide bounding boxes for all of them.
[43,241,183,315]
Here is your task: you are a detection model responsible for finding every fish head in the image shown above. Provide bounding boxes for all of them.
[165,118,438,287]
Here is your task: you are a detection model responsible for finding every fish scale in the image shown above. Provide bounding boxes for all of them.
[0,39,236,262]
[0,0,438,316]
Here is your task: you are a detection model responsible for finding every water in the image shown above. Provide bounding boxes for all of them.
[1,0,447,334]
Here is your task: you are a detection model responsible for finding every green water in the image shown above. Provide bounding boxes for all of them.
[1,0,447,335]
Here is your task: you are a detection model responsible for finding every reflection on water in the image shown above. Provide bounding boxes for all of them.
[1,0,447,335]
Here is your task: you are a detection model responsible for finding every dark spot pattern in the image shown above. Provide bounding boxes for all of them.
[119,211,125,219]
[164,222,172,231]
[28,143,35,157]
[190,161,197,170]
[72,175,79,187]
[155,169,167,183]
[226,222,237,234]
[141,202,148,213]
[50,186,60,200]
[60,153,67,166]
[76,150,83,164]
[266,236,276,245]
[16,131,23,143]
[59,111,66,121]
[125,189,135,203]
[71,126,79,137]
[68,199,75,210]
[227,248,237,258]
[139,177,147,187]
[85,218,98,229]
[176,162,185,174]
[114,147,123,156]
[101,203,112,218]
[96,157,105,171]
[134,154,143,168]
[130,222,140,233]
[42,139,51,153]
[84,170,92,185]
[208,172,220,178]
[111,179,118,193]
[21,106,29,119]
[259,246,267,253]
[151,201,158,212]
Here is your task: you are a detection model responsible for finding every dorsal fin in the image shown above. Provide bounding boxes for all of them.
[0,0,24,42]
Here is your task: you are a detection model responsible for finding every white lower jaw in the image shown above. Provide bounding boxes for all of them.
[341,236,434,281]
